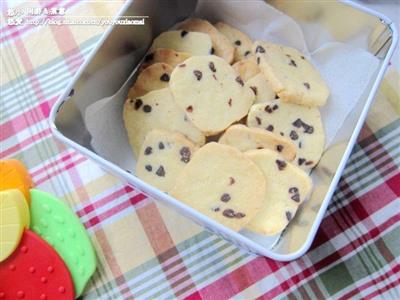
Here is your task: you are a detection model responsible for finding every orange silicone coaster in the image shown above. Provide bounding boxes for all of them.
[0,160,34,205]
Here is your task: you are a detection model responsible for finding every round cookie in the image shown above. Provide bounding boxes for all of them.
[247,100,325,172]
[215,22,253,62]
[0,190,30,262]
[245,149,312,235]
[0,230,75,300]
[170,143,265,232]
[128,63,173,99]
[30,189,97,297]
[136,129,198,192]
[150,30,212,56]
[219,124,296,161]
[140,48,191,71]
[0,159,34,205]
[169,55,255,135]
[246,73,277,104]
[123,87,205,157]
[232,57,259,81]
[177,18,234,63]
[253,41,329,107]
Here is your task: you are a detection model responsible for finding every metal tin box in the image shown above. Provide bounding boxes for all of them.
[50,0,398,261]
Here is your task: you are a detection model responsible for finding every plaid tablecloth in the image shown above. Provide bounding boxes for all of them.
[1,1,399,299]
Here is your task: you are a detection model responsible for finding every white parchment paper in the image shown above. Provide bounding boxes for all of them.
[85,0,380,172]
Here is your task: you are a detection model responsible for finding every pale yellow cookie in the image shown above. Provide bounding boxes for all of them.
[219,124,296,161]
[247,100,325,172]
[215,22,253,62]
[246,73,277,104]
[123,87,205,157]
[170,143,265,231]
[151,30,212,55]
[169,55,255,135]
[232,57,259,81]
[140,48,191,71]
[253,41,329,107]
[178,18,234,63]
[128,63,173,99]
[136,129,197,192]
[245,149,312,235]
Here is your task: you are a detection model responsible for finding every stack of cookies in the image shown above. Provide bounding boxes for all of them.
[123,18,329,236]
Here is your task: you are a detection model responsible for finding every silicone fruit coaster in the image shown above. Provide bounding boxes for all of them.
[0,159,34,205]
[0,229,74,299]
[0,190,30,262]
[30,189,96,298]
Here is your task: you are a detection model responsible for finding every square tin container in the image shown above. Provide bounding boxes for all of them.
[49,0,398,261]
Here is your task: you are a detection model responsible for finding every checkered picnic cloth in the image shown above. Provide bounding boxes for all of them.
[1,1,400,299]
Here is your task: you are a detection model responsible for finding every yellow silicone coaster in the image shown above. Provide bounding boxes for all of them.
[0,189,30,262]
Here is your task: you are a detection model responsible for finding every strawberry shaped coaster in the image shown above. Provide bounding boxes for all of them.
[0,190,30,262]
[30,189,96,298]
[0,160,34,205]
[0,229,74,299]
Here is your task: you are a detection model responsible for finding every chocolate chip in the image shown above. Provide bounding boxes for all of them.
[179,64,186,68]
[275,159,287,170]
[257,57,260,64]
[145,165,152,172]
[181,30,188,37]
[235,76,244,86]
[213,207,220,212]
[234,40,241,46]
[210,47,215,54]
[144,53,154,62]
[275,94,279,99]
[289,187,299,194]
[160,73,170,82]
[298,158,306,166]
[266,125,274,132]
[144,146,152,155]
[220,193,231,202]
[250,86,258,95]
[193,70,202,81]
[223,209,236,218]
[143,104,152,113]
[292,118,303,128]
[229,177,235,185]
[235,212,246,219]
[129,99,134,103]
[212,74,217,80]
[228,98,232,107]
[264,105,273,113]
[280,132,284,136]
[289,59,297,67]
[256,117,262,125]
[255,45,265,53]
[257,146,263,149]
[305,160,314,166]
[158,142,165,150]
[180,147,191,163]
[290,130,299,140]
[303,82,310,90]
[286,211,292,221]
[134,99,143,110]
[155,166,165,177]
[301,55,305,60]
[276,145,283,152]
[186,105,193,113]
[244,50,251,56]
[272,104,279,110]
[209,62,216,72]
[303,124,314,134]
[291,194,300,202]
